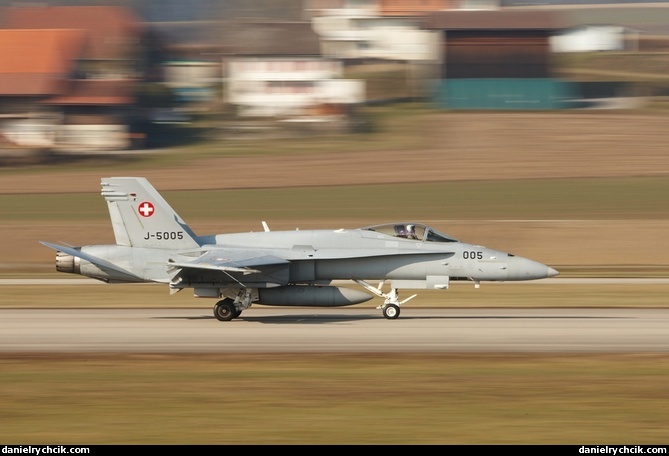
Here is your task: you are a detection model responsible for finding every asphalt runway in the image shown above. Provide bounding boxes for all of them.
[1,307,669,353]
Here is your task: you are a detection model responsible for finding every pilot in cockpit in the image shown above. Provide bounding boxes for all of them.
[395,224,418,240]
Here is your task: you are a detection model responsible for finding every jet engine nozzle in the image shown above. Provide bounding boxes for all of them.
[55,251,80,274]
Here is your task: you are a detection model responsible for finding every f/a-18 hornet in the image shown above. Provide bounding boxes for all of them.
[41,177,558,321]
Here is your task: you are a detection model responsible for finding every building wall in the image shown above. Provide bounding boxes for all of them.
[551,26,624,53]
[226,58,364,117]
[443,30,553,78]
[313,12,440,60]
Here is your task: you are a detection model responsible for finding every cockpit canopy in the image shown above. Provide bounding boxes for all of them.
[360,223,458,243]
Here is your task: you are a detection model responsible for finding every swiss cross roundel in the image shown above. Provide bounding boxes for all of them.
[138,201,155,217]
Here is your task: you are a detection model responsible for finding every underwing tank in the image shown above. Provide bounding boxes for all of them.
[258,285,372,307]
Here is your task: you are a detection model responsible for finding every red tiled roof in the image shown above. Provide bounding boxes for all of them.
[0,29,87,95]
[2,6,142,60]
[379,0,452,17]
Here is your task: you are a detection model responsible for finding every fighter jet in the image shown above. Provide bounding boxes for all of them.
[41,177,558,320]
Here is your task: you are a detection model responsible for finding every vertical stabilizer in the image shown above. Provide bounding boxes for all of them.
[101,177,200,249]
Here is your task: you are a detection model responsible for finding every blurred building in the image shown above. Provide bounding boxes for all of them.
[227,58,364,118]
[221,20,365,119]
[308,0,445,61]
[148,20,229,108]
[423,9,580,109]
[1,0,667,148]
[0,5,158,152]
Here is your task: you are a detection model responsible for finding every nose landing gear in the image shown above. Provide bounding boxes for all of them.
[354,280,417,320]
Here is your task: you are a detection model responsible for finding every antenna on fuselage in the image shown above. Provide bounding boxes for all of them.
[262,221,270,232]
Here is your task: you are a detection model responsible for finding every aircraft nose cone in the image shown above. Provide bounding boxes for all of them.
[508,257,559,280]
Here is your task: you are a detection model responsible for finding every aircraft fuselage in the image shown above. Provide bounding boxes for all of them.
[59,227,554,286]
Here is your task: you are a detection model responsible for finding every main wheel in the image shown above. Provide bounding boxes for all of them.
[214,298,237,321]
[383,304,400,320]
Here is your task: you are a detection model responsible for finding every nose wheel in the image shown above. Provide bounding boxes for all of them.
[382,303,400,320]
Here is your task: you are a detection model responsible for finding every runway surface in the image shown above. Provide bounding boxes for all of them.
[2,307,669,353]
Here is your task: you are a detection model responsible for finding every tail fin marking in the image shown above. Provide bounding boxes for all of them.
[101,177,200,249]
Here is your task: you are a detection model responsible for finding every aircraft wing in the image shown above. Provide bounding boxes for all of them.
[169,249,290,275]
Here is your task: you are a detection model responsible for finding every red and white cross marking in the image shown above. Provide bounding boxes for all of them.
[138,201,155,217]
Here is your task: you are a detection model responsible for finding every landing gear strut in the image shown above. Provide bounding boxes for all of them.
[354,280,417,320]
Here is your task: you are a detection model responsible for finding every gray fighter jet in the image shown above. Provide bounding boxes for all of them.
[41,177,558,320]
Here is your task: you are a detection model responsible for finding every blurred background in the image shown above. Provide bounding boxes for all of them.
[2,2,669,444]
[0,0,668,155]
[1,0,668,276]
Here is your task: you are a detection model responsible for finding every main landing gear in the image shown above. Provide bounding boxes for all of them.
[213,289,254,321]
[213,298,241,321]
[354,280,417,320]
